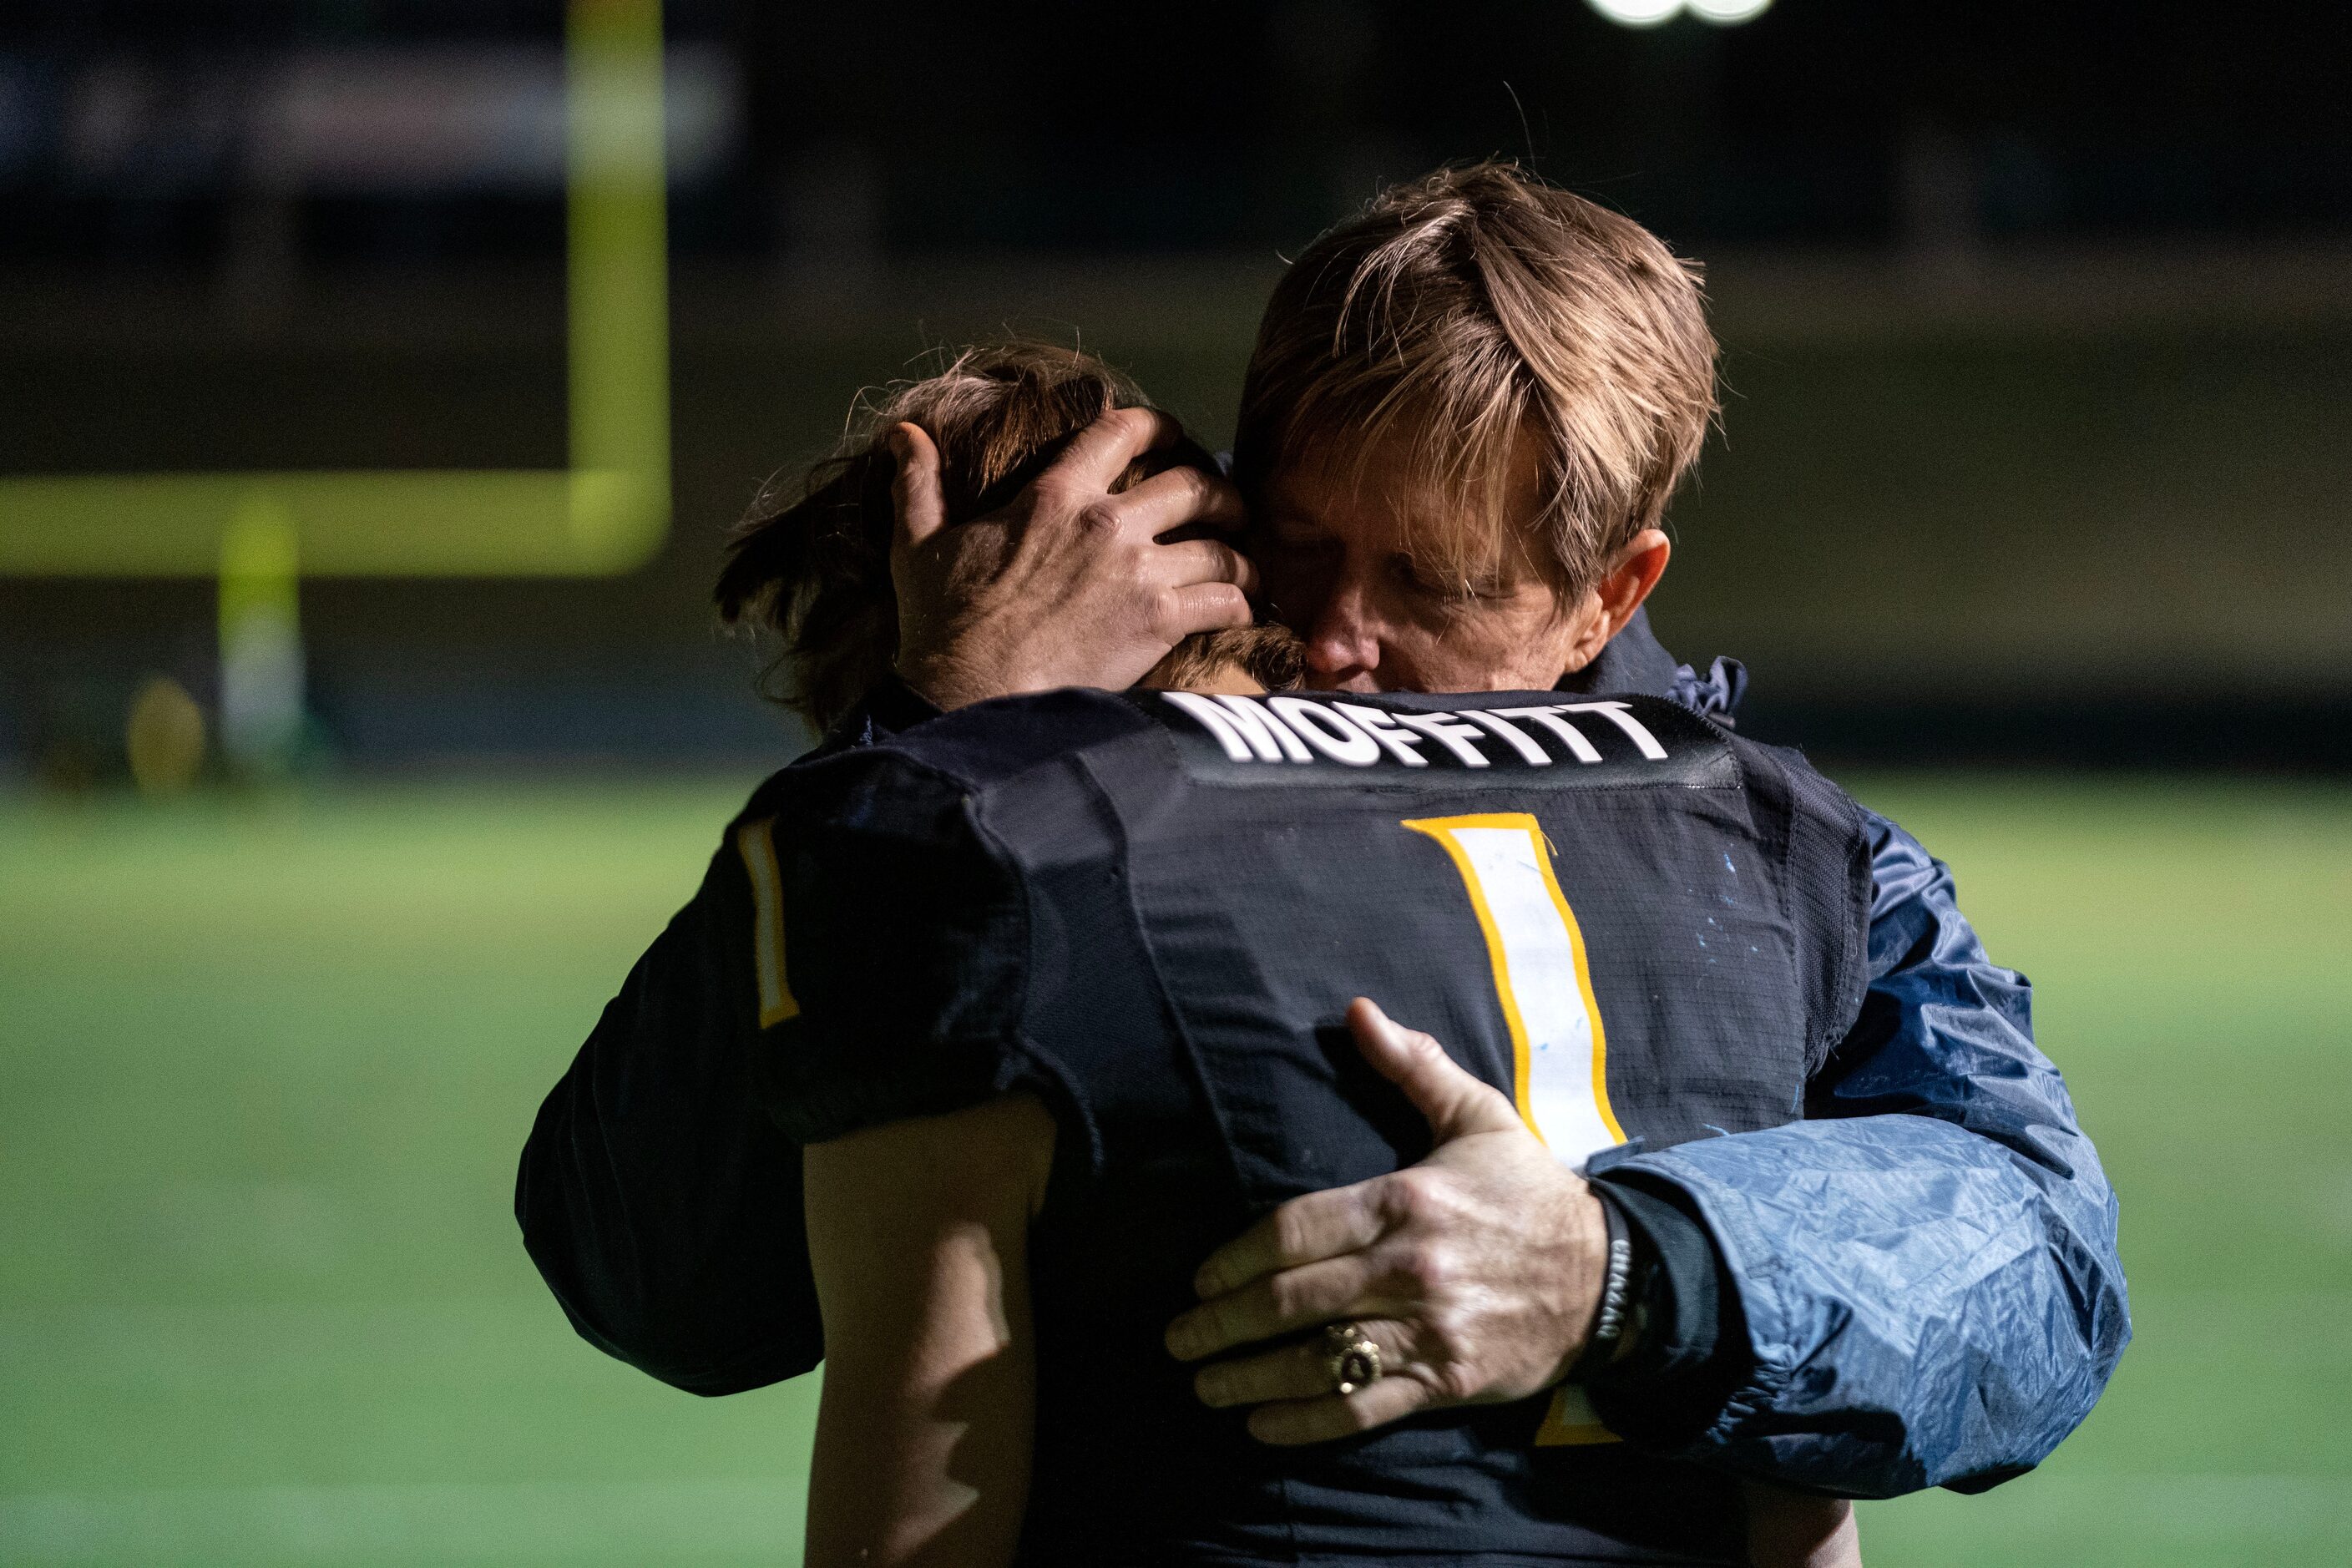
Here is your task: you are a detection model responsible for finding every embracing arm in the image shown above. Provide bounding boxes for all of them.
[802,1095,1055,1568]
[516,853,822,1396]
[1169,815,2128,1499]
[1599,810,2131,1494]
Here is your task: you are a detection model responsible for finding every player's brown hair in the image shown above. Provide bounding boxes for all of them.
[1234,162,1718,599]
[717,341,1297,731]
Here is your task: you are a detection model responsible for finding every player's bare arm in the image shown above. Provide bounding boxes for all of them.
[802,1095,1055,1568]
[1741,1483,1862,1568]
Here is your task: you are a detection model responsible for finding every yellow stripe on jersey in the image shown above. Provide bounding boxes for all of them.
[735,817,799,1027]
[1403,812,1627,1449]
[1534,1383,1619,1446]
[1400,813,1626,1156]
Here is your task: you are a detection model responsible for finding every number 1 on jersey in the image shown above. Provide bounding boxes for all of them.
[1402,813,1626,1166]
[1404,812,1625,1447]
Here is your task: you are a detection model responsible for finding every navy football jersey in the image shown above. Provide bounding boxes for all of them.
[738,686,1874,1567]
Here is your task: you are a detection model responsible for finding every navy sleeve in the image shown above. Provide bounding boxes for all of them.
[515,843,824,1396]
[513,680,948,1395]
[756,750,1059,1147]
[1603,810,2130,1495]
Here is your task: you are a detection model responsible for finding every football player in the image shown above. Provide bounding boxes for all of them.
[773,676,1874,1567]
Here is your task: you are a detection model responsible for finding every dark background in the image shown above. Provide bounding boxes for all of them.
[3,0,2349,770]
[4,15,2349,1565]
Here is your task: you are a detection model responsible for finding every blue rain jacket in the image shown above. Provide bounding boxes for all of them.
[1610,808,2131,1495]
[1565,615,2131,1496]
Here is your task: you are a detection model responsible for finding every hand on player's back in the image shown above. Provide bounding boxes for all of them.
[887,409,1257,711]
[1166,999,1611,1444]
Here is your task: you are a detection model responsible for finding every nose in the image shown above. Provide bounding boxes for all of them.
[1302,578,1382,689]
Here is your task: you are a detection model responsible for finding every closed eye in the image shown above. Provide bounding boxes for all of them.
[1388,552,1505,604]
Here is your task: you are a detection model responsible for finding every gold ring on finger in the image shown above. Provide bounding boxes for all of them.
[1321,1321,1383,1395]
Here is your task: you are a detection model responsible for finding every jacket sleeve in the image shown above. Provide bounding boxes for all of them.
[511,687,949,1397]
[1609,809,2130,1496]
[514,842,825,1396]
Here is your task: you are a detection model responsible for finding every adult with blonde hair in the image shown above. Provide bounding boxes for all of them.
[521,162,2125,1550]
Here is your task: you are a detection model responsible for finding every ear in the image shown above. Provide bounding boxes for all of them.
[1560,529,1671,673]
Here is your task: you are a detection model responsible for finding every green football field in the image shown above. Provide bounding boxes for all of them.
[3,774,2347,1565]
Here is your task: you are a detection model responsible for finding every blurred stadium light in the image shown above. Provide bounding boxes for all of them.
[1585,0,1682,28]
[1585,0,1773,27]
[0,0,674,579]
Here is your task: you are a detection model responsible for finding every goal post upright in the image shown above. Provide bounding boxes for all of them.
[0,0,674,581]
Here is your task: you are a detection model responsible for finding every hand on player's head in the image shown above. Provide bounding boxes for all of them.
[717,341,1262,731]
[888,406,1259,711]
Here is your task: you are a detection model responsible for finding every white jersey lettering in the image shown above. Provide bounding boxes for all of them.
[1394,711,1492,766]
[1267,696,1383,766]
[1562,700,1668,760]
[1332,703,1431,766]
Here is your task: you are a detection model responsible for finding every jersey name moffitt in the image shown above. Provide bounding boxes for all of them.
[1159,692,1672,770]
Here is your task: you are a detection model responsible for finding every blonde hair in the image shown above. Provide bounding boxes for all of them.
[1234,162,1718,598]
[716,341,1297,731]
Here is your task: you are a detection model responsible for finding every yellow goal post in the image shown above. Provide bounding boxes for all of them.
[0,0,672,580]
